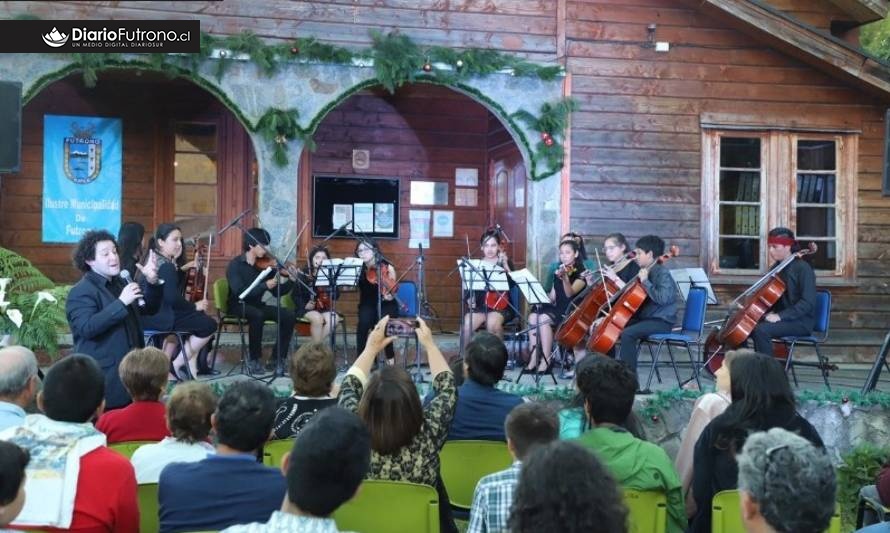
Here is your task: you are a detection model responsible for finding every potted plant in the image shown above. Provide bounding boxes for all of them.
[0,247,70,358]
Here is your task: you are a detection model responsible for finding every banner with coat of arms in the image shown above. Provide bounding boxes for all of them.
[42,114,122,243]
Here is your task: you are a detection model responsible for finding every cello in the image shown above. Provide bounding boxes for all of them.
[702,242,817,373]
[586,245,680,353]
[555,251,635,349]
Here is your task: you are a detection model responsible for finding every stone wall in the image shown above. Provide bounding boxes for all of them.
[638,397,890,463]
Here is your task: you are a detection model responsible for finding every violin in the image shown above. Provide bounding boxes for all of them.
[308,266,332,312]
[184,240,209,303]
[586,245,680,353]
[485,290,510,311]
[254,256,300,279]
[366,263,400,298]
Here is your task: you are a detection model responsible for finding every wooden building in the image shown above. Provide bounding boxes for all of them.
[1,0,889,363]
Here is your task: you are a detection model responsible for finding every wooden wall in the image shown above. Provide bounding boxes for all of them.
[0,72,254,284]
[298,84,500,329]
[565,0,890,362]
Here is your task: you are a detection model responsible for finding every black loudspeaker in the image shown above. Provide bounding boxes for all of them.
[0,81,22,173]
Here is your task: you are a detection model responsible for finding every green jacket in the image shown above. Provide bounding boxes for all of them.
[575,426,685,533]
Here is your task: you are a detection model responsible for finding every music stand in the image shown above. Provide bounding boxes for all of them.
[509,269,556,386]
[317,257,362,370]
[862,331,890,394]
[669,268,718,304]
[457,259,521,357]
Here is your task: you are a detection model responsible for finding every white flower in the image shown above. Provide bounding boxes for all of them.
[6,309,22,328]
[36,291,57,305]
[0,278,10,305]
[30,291,58,319]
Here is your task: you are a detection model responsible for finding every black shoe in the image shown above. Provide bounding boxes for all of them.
[197,368,220,376]
[249,359,264,375]
[265,359,278,372]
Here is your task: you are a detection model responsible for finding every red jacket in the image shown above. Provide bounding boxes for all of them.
[96,400,170,444]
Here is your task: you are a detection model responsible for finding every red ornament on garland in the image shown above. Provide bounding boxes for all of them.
[541,131,550,140]
[422,62,432,72]
[290,46,299,55]
[544,137,554,147]
[650,414,659,422]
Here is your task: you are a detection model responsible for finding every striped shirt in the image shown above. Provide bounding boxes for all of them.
[467,461,522,533]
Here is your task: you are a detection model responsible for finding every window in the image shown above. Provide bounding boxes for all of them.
[173,122,218,230]
[702,130,857,279]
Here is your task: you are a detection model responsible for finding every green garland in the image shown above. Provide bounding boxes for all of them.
[255,108,316,166]
[52,29,571,174]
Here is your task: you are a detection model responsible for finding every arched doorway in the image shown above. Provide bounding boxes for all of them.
[0,69,257,282]
[297,83,529,330]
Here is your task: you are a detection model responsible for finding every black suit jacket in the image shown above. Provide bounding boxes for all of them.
[65,271,161,409]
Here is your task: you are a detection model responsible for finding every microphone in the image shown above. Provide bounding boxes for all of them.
[120,270,144,307]
[218,208,251,236]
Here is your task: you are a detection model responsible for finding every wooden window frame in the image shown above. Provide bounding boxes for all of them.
[702,129,857,281]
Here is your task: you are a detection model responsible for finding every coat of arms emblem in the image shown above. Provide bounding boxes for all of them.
[63,122,101,184]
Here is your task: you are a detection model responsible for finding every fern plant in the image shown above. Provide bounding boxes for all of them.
[0,247,70,359]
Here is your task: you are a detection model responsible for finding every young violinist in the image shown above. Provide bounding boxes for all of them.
[526,239,587,373]
[542,232,598,294]
[292,245,340,343]
[225,227,297,375]
[748,227,817,354]
[355,237,399,363]
[142,223,218,379]
[607,235,677,377]
[461,227,515,345]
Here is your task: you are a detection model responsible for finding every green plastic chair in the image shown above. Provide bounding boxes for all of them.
[711,489,840,533]
[439,440,512,511]
[138,483,159,533]
[333,479,439,533]
[262,439,294,468]
[624,489,667,533]
[108,440,156,459]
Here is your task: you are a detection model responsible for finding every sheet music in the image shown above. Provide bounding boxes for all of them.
[239,266,273,300]
[317,257,363,287]
[457,259,509,291]
[508,268,550,305]
[669,267,718,304]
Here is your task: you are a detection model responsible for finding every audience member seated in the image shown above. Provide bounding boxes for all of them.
[272,342,339,439]
[0,441,29,529]
[0,354,138,531]
[574,356,685,533]
[95,347,172,443]
[675,349,748,517]
[857,464,890,532]
[339,316,459,533]
[0,346,39,433]
[222,407,371,532]
[508,440,628,533]
[690,352,823,533]
[130,381,216,484]
[558,355,597,439]
[468,402,559,533]
[448,332,524,441]
[159,380,286,533]
[737,428,836,533]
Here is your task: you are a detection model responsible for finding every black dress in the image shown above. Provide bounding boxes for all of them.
[356,263,399,359]
[539,265,584,327]
[142,257,217,338]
